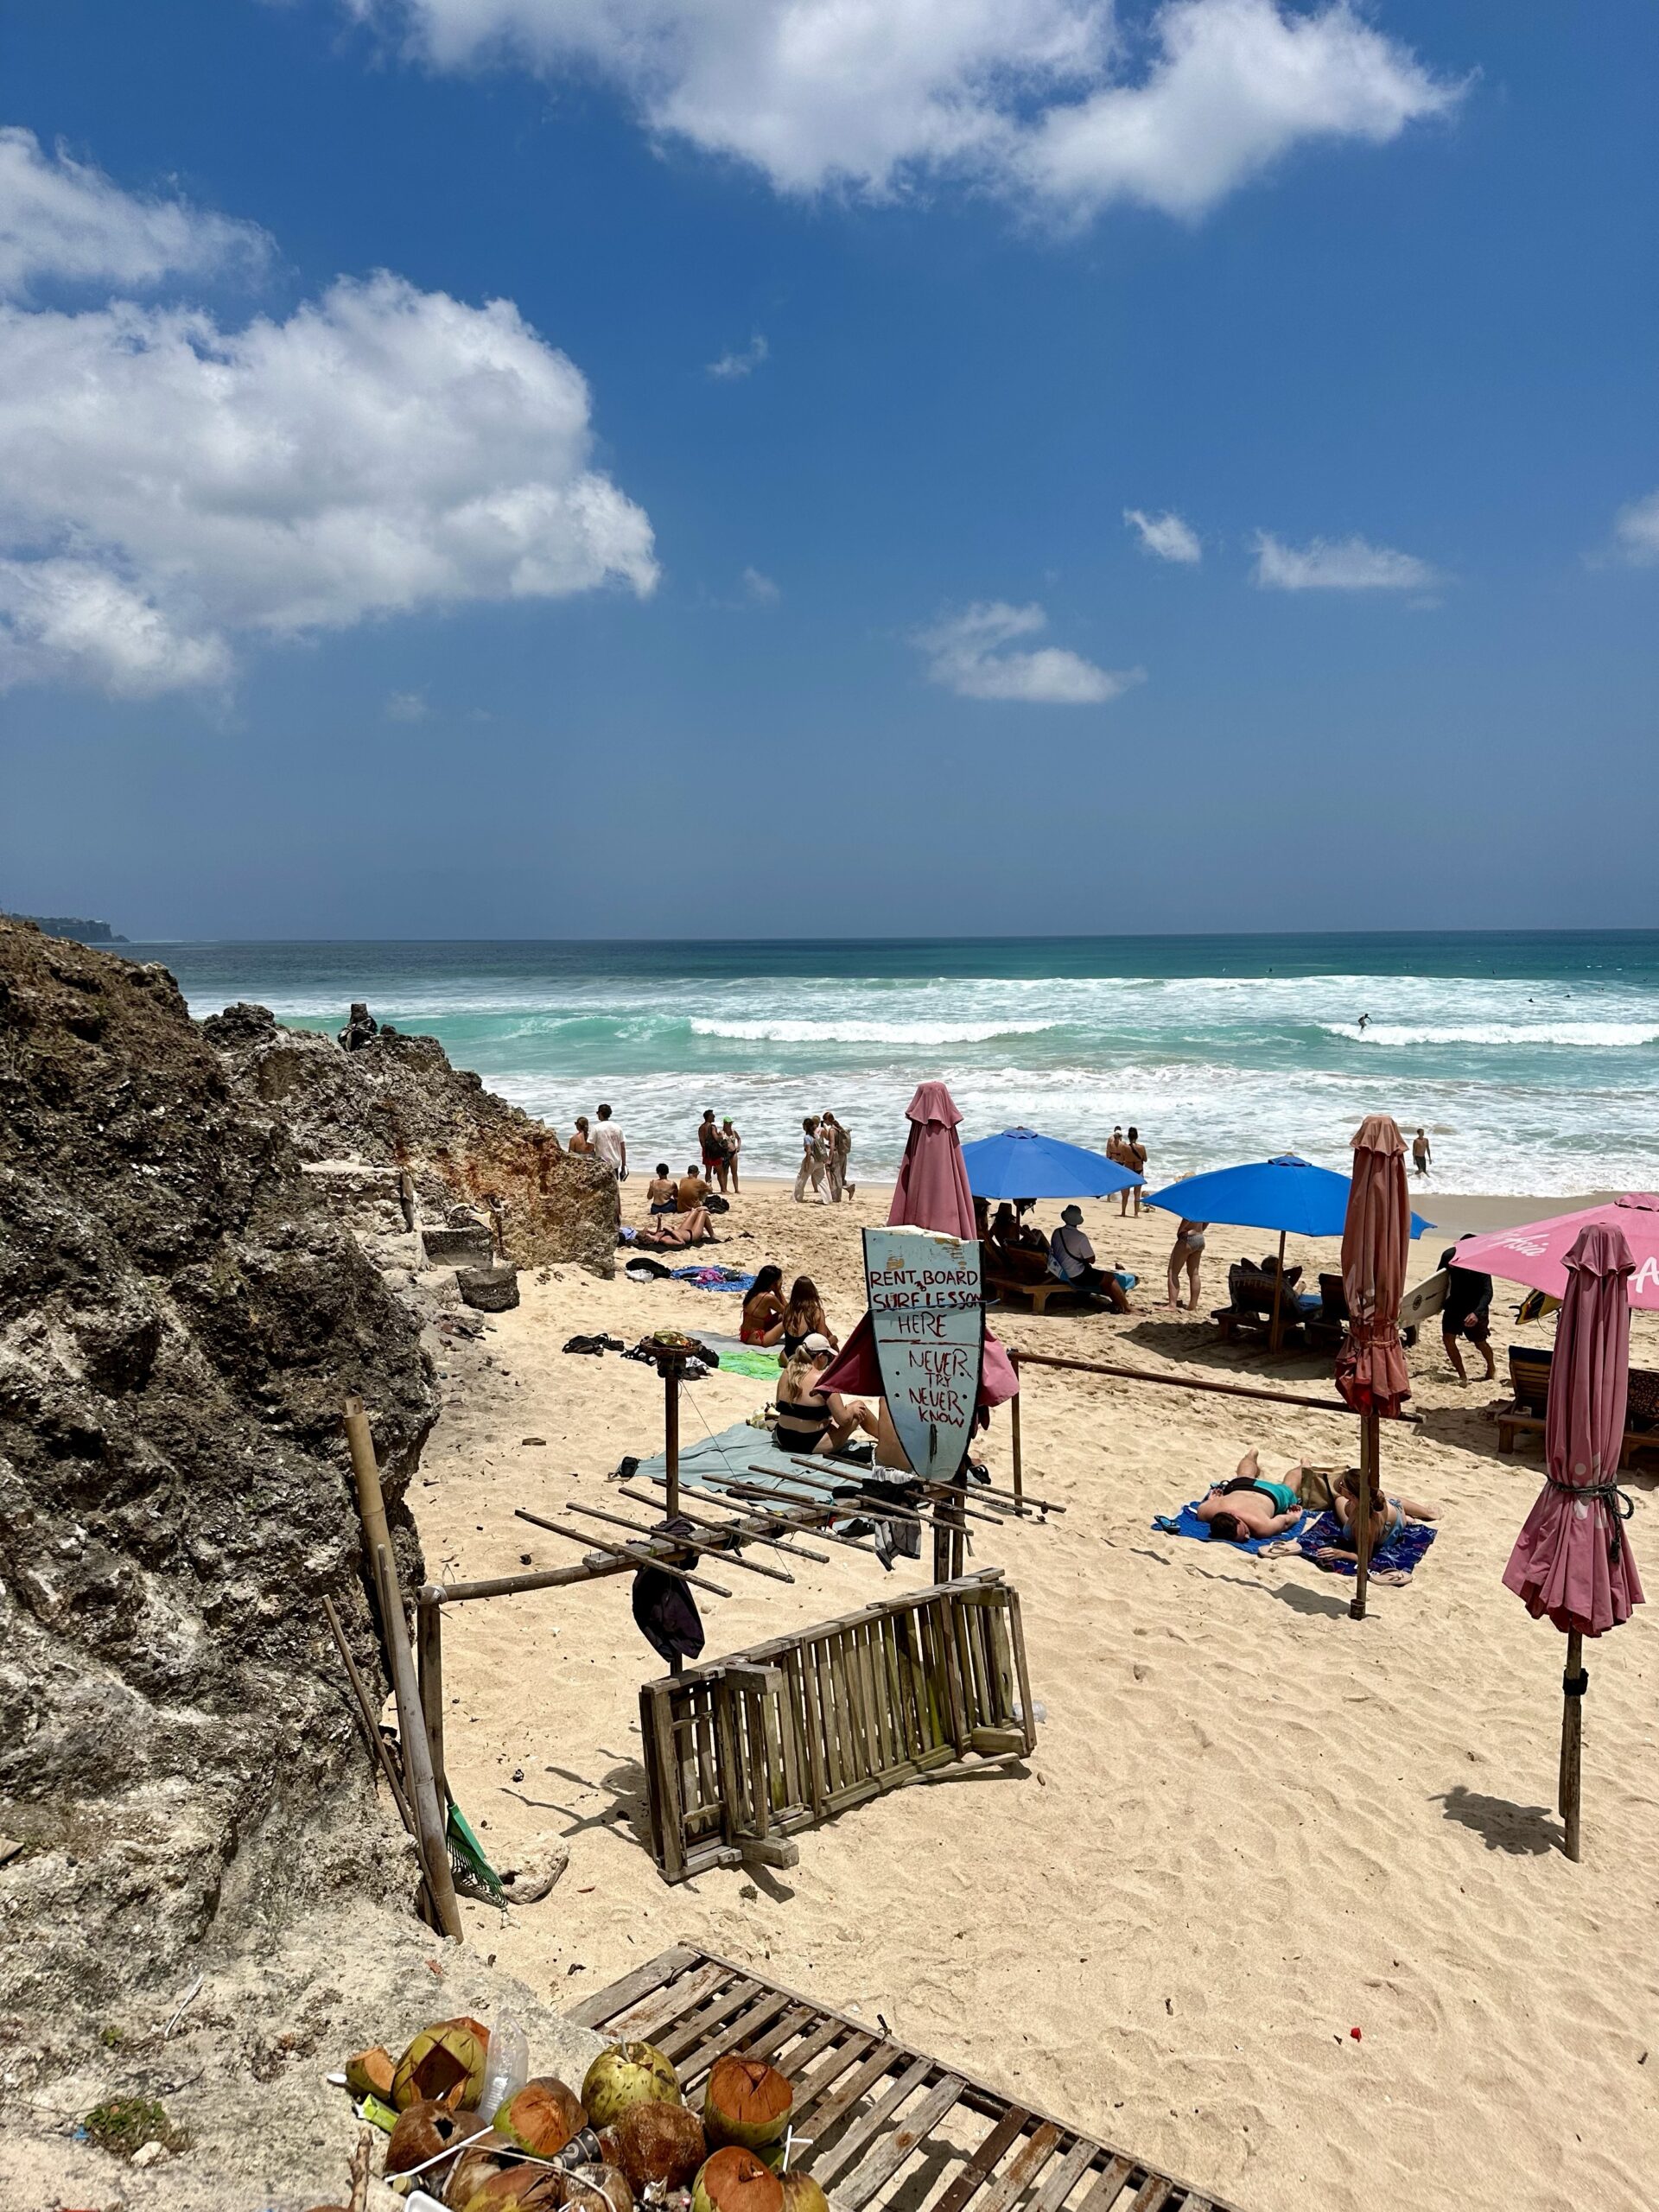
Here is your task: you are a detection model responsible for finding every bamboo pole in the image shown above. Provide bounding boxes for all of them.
[1560,1630,1586,1862]
[321,1594,415,1837]
[1268,1230,1287,1353]
[1009,1386,1024,1514]
[776,1457,1005,1529]
[427,1558,635,1605]
[664,1363,681,1521]
[513,1507,734,1597]
[1006,1346,1368,1415]
[1350,1409,1379,1621]
[617,1478,833,1562]
[564,1497,796,1583]
[416,1590,447,1802]
[341,1399,461,1940]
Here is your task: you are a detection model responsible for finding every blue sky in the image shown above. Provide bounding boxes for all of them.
[2,0,1656,938]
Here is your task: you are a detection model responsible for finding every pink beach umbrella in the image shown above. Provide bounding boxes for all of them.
[1333,1114,1413,1620]
[1446,1192,1659,1309]
[1502,1221,1643,1861]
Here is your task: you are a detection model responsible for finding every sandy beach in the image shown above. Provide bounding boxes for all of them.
[416,1175,1659,2212]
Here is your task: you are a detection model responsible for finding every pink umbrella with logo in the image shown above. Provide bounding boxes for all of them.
[1502,1220,1643,1860]
[1451,1192,1659,1307]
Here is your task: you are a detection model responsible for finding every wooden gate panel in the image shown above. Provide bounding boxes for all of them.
[639,1572,1035,1880]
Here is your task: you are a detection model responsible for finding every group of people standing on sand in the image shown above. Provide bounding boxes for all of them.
[1106,1123,1148,1213]
[794,1112,855,1203]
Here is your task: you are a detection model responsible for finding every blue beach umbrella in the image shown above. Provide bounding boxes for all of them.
[961,1126,1141,1202]
[1145,1154,1433,1239]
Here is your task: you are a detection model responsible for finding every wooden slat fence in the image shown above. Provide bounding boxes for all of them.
[639,1571,1035,1881]
[569,1947,1243,2212]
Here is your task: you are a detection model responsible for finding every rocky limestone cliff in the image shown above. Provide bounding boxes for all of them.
[203,1003,618,1275]
[0,918,439,2065]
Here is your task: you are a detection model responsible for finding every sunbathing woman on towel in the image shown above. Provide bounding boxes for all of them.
[1196,1448,1304,1543]
[773,1336,878,1455]
[1329,1467,1438,1552]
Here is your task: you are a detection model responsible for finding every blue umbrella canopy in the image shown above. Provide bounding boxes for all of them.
[1145,1154,1433,1239]
[961,1126,1141,1202]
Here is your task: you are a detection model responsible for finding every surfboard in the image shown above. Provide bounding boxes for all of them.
[1399,1269,1447,1330]
[863,1225,983,1484]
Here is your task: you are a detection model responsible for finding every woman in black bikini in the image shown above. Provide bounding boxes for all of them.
[773,1336,878,1455]
[781,1275,836,1357]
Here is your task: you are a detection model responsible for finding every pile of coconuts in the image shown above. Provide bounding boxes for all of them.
[307,2021,832,2212]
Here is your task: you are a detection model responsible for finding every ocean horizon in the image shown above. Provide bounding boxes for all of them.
[126,929,1659,1198]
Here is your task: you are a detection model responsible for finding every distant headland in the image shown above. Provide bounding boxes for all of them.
[2,912,129,944]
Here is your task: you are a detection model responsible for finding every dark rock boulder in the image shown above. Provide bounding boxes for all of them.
[0,919,439,2060]
[205,1007,618,1275]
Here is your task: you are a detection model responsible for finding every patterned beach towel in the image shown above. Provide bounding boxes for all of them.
[1294,1509,1438,1581]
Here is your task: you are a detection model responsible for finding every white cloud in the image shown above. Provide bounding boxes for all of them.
[741,565,780,603]
[385,688,430,719]
[0,125,268,299]
[913,600,1138,703]
[708,332,768,378]
[1611,489,1659,565]
[346,1,1458,214]
[1125,505,1201,563]
[1252,531,1439,591]
[0,273,657,696]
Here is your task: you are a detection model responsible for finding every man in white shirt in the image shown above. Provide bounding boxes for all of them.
[592,1102,626,1180]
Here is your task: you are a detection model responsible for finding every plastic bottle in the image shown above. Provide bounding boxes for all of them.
[478,2004,530,2123]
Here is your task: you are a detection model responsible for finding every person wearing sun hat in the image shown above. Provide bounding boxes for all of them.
[1048,1204,1128,1309]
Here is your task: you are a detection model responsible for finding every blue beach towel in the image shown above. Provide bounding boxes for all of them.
[1153,1502,1313,1555]
[1295,1510,1438,1580]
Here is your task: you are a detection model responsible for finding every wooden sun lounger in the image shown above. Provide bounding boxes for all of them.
[986,1267,1105,1316]
[569,1945,1243,2212]
[1492,1406,1658,1468]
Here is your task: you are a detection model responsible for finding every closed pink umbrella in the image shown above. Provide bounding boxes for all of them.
[1334,1114,1412,1619]
[1502,1220,1643,1861]
[889,1080,976,1238]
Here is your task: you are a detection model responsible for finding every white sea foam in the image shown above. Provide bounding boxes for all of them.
[1325,1021,1659,1048]
[689,1016,1060,1045]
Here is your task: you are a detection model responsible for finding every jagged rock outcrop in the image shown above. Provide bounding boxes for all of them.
[203,1003,618,1275]
[0,919,438,2060]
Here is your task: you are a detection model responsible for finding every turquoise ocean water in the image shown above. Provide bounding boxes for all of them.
[129,932,1659,1195]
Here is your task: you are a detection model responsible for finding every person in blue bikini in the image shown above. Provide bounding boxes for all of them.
[1195,1449,1306,1543]
[1329,1467,1438,1553]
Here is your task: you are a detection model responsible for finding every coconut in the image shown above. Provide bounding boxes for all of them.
[387,2101,490,2177]
[702,2058,792,2158]
[394,2017,492,2113]
[446,2132,518,2208]
[610,2100,707,2192]
[692,2146,785,2212]
[560,2163,634,2212]
[779,2174,829,2212]
[494,2077,587,2156]
[345,2046,397,2102]
[462,2171,562,2212]
[581,2042,682,2130]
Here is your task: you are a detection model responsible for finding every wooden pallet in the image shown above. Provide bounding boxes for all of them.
[569,1946,1242,2212]
[639,1571,1035,1882]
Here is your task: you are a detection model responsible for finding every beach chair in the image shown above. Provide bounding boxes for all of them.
[1493,1344,1659,1465]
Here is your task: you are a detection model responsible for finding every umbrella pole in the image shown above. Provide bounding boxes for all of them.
[1350,1409,1378,1621]
[1268,1230,1287,1353]
[1560,1629,1585,1862]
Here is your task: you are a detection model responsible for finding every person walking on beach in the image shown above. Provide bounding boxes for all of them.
[793,1116,828,1202]
[721,1116,741,1194]
[823,1111,854,1201]
[698,1109,729,1191]
[592,1102,626,1181]
[1412,1127,1432,1179]
[1119,1126,1147,1215]
[1440,1237,1496,1383]
[1166,1218,1207,1312]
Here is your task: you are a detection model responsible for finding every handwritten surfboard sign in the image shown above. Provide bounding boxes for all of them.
[863,1226,984,1484]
